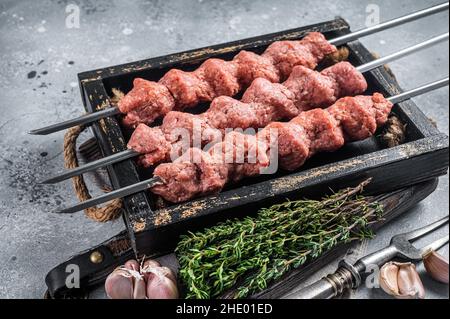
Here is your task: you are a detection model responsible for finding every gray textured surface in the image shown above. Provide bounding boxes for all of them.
[0,0,448,299]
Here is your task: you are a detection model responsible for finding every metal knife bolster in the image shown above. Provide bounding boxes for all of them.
[294,260,359,299]
[295,246,399,299]
[331,246,400,297]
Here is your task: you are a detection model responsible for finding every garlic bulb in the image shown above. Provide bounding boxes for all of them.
[105,258,179,299]
[142,261,179,299]
[105,260,146,299]
[379,262,425,299]
[146,270,179,299]
[105,268,135,299]
[423,250,449,284]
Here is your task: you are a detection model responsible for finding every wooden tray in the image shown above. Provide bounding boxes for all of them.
[77,17,449,257]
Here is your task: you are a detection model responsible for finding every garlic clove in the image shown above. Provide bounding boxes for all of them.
[105,268,134,299]
[125,259,147,299]
[379,262,425,299]
[146,271,179,299]
[379,262,400,296]
[423,250,449,284]
[397,263,425,299]
[133,276,147,299]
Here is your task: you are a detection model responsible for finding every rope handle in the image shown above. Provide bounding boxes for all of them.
[64,125,123,222]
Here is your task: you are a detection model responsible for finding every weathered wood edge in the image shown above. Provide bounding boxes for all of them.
[130,135,448,258]
[81,81,149,251]
[77,18,349,84]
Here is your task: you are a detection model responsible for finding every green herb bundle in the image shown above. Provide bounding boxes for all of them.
[176,181,383,299]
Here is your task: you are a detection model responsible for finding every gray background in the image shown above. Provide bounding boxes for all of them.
[0,0,448,299]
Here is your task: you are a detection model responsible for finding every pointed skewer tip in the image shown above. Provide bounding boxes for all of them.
[28,129,43,135]
[38,177,59,185]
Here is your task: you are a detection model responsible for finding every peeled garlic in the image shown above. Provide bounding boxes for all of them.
[379,262,425,299]
[423,250,449,284]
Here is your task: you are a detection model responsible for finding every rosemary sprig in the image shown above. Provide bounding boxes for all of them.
[176,181,383,299]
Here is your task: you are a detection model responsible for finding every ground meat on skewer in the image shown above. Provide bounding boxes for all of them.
[127,124,171,167]
[262,33,332,80]
[205,96,261,131]
[214,132,271,182]
[151,94,394,203]
[159,70,209,110]
[321,61,368,97]
[152,162,200,203]
[371,92,394,126]
[126,60,369,168]
[241,78,298,121]
[120,79,175,128]
[118,32,337,127]
[291,108,345,155]
[197,58,241,97]
[283,61,367,112]
[328,96,377,141]
[152,148,228,202]
[260,122,310,171]
[233,50,280,87]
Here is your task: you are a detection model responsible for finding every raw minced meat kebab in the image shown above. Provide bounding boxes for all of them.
[118,32,336,127]
[127,61,367,167]
[151,93,393,202]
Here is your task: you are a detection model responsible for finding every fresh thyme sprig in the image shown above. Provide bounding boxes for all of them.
[176,180,383,299]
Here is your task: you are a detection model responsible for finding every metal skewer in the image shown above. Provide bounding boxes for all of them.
[42,149,139,184]
[388,77,449,104]
[53,77,450,214]
[329,2,449,46]
[356,33,449,73]
[28,107,121,135]
[42,33,450,185]
[29,2,449,136]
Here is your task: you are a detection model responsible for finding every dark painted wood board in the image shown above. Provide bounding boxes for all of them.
[78,18,449,258]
